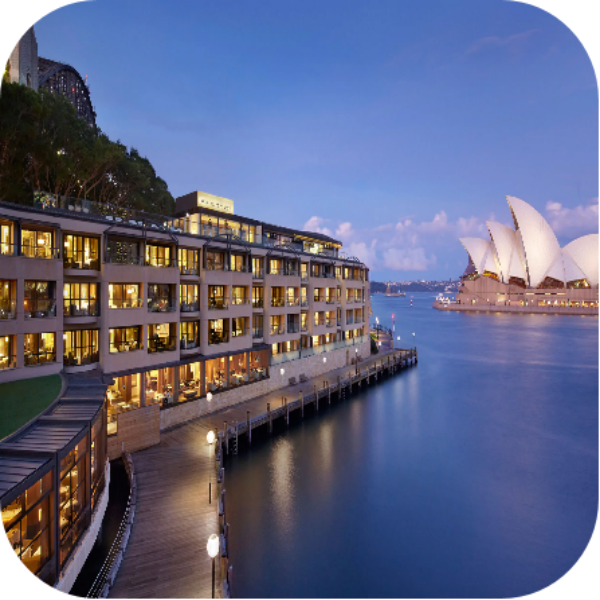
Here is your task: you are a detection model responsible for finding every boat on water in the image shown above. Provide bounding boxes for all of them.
[384,282,406,297]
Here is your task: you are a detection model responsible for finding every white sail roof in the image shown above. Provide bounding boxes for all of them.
[486,221,526,283]
[506,195,562,287]
[460,238,494,275]
[563,234,599,287]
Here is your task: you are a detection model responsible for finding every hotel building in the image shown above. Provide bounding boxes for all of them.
[0,191,371,459]
[452,196,598,313]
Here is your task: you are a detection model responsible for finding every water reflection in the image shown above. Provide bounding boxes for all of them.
[269,438,296,544]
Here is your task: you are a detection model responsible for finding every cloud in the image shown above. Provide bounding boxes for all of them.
[303,216,332,237]
[335,222,354,238]
[544,198,599,237]
[346,240,378,269]
[383,247,437,272]
[466,29,538,56]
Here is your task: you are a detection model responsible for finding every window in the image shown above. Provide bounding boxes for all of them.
[2,471,53,575]
[270,315,284,335]
[146,244,173,267]
[64,283,98,317]
[179,362,202,401]
[285,260,299,276]
[232,317,247,337]
[0,335,16,369]
[0,280,16,319]
[301,312,308,332]
[252,314,263,338]
[180,284,199,312]
[314,312,325,326]
[180,321,199,349]
[1,222,14,255]
[63,235,99,270]
[148,323,176,353]
[269,259,283,275]
[228,352,248,386]
[24,281,56,318]
[106,238,140,265]
[231,286,248,305]
[249,349,269,381]
[107,374,141,434]
[145,367,175,406]
[300,287,308,307]
[179,248,199,275]
[286,287,298,306]
[63,330,99,366]
[208,319,229,345]
[208,286,227,309]
[148,284,175,312]
[300,263,309,281]
[252,257,264,278]
[109,327,141,353]
[252,286,263,308]
[24,333,56,366]
[271,287,285,307]
[108,283,141,309]
[313,287,324,302]
[206,250,225,270]
[59,438,88,567]
[230,254,246,272]
[21,229,56,259]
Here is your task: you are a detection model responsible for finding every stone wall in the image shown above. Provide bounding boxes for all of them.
[160,340,371,431]
[108,404,161,460]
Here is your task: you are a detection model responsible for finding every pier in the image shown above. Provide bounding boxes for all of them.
[108,346,417,598]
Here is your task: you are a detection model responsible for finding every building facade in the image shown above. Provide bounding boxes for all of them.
[0,192,371,456]
[454,196,598,312]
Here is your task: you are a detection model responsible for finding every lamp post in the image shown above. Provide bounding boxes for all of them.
[207,533,220,598]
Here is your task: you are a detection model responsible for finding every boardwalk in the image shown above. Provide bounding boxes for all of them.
[110,344,413,598]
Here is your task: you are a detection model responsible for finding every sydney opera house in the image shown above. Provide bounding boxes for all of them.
[451,196,598,314]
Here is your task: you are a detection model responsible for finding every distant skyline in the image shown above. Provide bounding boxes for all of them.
[31,0,598,280]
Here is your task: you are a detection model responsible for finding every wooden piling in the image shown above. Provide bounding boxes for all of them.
[285,397,289,425]
[328,383,331,405]
[247,411,251,444]
[314,384,318,410]
[300,391,304,417]
[267,403,272,433]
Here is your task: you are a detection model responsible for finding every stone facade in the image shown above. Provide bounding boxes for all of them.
[7,27,38,89]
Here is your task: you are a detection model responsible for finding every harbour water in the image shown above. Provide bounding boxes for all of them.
[225,293,598,598]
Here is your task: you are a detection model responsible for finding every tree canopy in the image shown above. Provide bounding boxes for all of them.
[0,82,175,215]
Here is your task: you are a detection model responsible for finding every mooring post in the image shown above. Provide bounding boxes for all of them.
[337,375,341,399]
[247,411,251,444]
[285,397,289,425]
[314,384,318,410]
[328,382,331,405]
[300,391,304,417]
[224,421,229,455]
[267,403,272,433]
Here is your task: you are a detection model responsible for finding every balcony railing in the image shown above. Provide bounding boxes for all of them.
[180,265,199,276]
[0,242,16,256]
[146,255,176,268]
[208,331,229,345]
[325,298,335,304]
[206,261,227,271]
[231,297,250,306]
[326,318,336,328]
[64,300,99,317]
[0,301,16,319]
[300,299,308,307]
[346,318,354,325]
[109,340,141,353]
[252,269,264,279]
[21,245,60,260]
[148,336,176,353]
[270,324,285,335]
[208,297,228,310]
[271,298,285,308]
[24,300,56,318]
[269,267,284,275]
[301,323,308,332]
[0,354,16,369]
[313,296,324,303]
[231,327,248,338]
[148,299,177,313]
[314,319,325,327]
[63,251,100,271]
[284,268,299,277]
[106,252,144,266]
[346,297,354,304]
[252,327,263,339]
[230,264,250,273]
[181,301,200,312]
[301,273,309,282]
[63,351,99,366]
[287,323,299,334]
[286,298,299,307]
[252,299,264,309]
[180,338,199,350]
[108,298,143,309]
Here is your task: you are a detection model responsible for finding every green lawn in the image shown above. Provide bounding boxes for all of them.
[0,374,62,440]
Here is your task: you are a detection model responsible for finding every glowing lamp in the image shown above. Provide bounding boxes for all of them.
[207,430,215,445]
[206,534,220,559]
[206,392,213,402]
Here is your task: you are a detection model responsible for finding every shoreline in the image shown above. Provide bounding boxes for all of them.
[432,300,598,316]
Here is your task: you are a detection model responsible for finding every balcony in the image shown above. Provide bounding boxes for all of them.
[0,354,16,370]
[300,299,308,308]
[346,318,354,325]
[314,319,325,327]
[252,299,264,309]
[0,301,16,319]
[181,301,200,313]
[325,298,335,305]
[346,297,354,304]
[326,318,336,328]
[64,300,99,317]
[63,251,99,271]
[148,299,177,313]
[0,242,16,256]
[180,338,199,350]
[24,300,56,319]
[301,323,308,332]
[209,331,229,345]
[146,255,176,268]
[270,324,285,335]
[109,298,143,309]
[271,298,285,308]
[148,336,176,353]
[301,273,309,283]
[208,297,229,310]
[231,327,248,338]
[287,323,299,334]
[252,327,263,339]
[230,264,250,273]
[286,298,299,307]
[284,268,299,277]
[313,296,325,303]
[180,265,199,276]
[253,269,264,279]
[269,267,284,276]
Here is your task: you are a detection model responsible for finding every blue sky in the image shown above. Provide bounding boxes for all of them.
[34,0,598,280]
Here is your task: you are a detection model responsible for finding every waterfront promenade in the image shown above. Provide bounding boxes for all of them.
[433,300,598,316]
[109,343,409,598]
